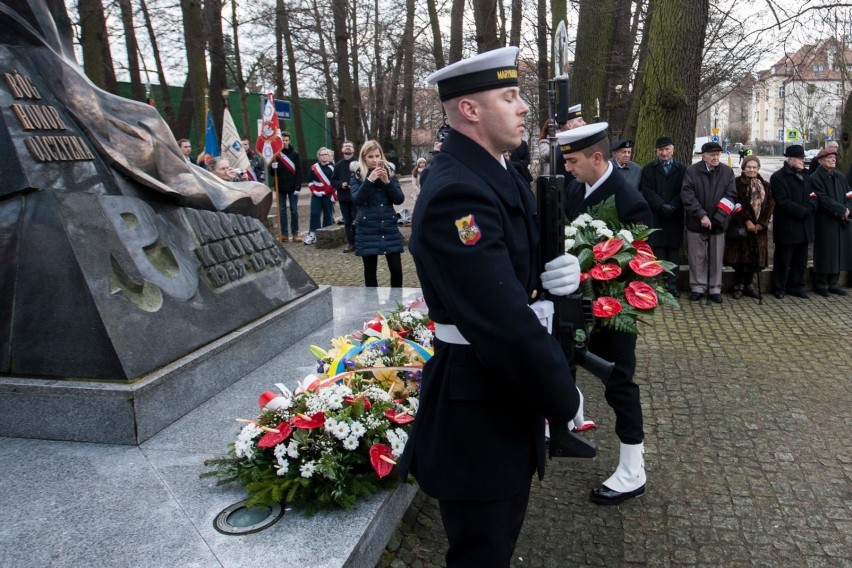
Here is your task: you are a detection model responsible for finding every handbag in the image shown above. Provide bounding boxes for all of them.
[727,221,747,240]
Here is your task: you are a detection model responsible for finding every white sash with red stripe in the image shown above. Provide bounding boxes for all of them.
[309,163,334,195]
[278,152,296,174]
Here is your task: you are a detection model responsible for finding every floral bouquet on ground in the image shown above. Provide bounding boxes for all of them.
[566,196,679,334]
[203,300,433,515]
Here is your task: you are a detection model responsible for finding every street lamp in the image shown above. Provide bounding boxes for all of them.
[325,111,334,148]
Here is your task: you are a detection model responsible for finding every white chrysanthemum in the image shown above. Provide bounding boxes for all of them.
[324,416,338,432]
[327,392,344,410]
[364,387,393,402]
[407,397,419,412]
[275,457,289,476]
[300,461,317,478]
[590,219,607,229]
[331,420,351,440]
[564,238,576,252]
[342,436,359,450]
[350,421,366,438]
[618,229,634,243]
[596,228,614,239]
[413,327,434,346]
[273,444,288,460]
[387,429,408,457]
[237,423,262,442]
[571,213,593,226]
[286,439,300,459]
[564,225,577,237]
[234,438,254,459]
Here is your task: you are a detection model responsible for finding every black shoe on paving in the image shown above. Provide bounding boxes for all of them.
[668,289,680,298]
[788,289,808,299]
[709,294,723,304]
[590,483,646,505]
[731,287,743,299]
[815,288,830,297]
[828,286,848,296]
[743,284,760,298]
[774,291,785,299]
[689,292,703,301]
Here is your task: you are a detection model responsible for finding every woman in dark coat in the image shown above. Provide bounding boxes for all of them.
[724,155,774,298]
[350,139,406,287]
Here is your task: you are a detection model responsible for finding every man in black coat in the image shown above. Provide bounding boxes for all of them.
[639,136,687,296]
[331,140,358,252]
[273,132,303,242]
[399,47,583,567]
[770,145,817,299]
[557,123,653,506]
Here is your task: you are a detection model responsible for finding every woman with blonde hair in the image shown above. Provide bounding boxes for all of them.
[350,140,406,287]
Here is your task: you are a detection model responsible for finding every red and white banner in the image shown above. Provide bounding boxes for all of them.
[256,92,283,166]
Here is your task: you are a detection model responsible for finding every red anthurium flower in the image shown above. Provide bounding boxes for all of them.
[344,395,372,410]
[290,412,326,429]
[632,241,655,258]
[628,258,665,277]
[256,422,293,449]
[592,238,623,261]
[625,281,659,310]
[369,443,396,479]
[592,297,623,318]
[580,272,589,282]
[589,263,622,281]
[384,409,415,425]
[426,320,435,332]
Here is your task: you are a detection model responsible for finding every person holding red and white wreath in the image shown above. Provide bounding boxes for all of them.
[304,147,337,245]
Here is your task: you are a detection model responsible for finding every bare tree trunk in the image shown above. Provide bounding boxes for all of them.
[426,0,446,69]
[400,0,415,170]
[604,0,635,135]
[509,0,522,46]
[498,0,507,45]
[275,0,286,99]
[632,0,710,165]
[373,0,385,142]
[280,2,307,161]
[333,0,359,145]
[449,0,464,63]
[116,0,144,101]
[310,0,336,149]
[78,0,118,93]
[348,1,367,142]
[623,0,651,140]
[551,0,567,39]
[139,0,174,124]
[472,0,501,52]
[571,0,616,120]
[181,0,208,151]
[230,0,251,139]
[537,0,550,129]
[206,0,228,142]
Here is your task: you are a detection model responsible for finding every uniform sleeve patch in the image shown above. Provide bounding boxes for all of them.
[455,214,482,246]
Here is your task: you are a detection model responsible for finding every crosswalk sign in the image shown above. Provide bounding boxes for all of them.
[786,129,800,141]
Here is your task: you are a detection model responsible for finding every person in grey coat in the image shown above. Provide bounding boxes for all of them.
[350,139,406,287]
[609,139,641,191]
[639,136,687,296]
[809,147,852,296]
[681,141,736,303]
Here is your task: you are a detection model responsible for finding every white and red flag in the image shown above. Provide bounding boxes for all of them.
[256,93,283,166]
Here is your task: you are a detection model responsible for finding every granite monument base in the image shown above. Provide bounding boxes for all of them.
[0,286,333,444]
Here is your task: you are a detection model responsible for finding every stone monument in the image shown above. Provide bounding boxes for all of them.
[0,0,331,442]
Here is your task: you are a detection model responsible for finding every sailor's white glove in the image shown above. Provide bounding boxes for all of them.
[540,253,581,296]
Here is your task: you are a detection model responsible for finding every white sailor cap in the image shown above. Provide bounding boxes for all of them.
[565,104,582,120]
[555,122,609,154]
[426,46,520,102]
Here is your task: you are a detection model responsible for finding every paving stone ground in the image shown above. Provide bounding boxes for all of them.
[283,172,852,568]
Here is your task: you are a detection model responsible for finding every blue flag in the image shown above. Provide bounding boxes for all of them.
[205,111,220,158]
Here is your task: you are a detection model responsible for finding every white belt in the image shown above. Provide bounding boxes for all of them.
[434,323,470,345]
[434,301,553,345]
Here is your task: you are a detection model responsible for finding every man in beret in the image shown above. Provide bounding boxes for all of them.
[681,141,737,303]
[769,145,817,299]
[399,46,583,567]
[810,146,852,295]
[640,136,687,297]
[557,123,653,506]
[610,139,641,190]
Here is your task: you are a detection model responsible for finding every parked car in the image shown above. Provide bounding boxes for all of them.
[804,148,820,166]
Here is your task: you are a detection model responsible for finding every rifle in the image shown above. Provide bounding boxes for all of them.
[537,79,614,460]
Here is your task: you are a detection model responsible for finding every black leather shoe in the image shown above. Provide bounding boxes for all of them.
[788,289,808,299]
[590,483,646,505]
[709,294,723,304]
[743,284,760,298]
[668,288,680,298]
[774,291,785,299]
[689,292,702,301]
[828,286,848,296]
[731,287,743,299]
[815,288,830,297]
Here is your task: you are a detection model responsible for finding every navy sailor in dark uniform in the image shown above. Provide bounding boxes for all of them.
[398,46,583,567]
[557,123,653,505]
